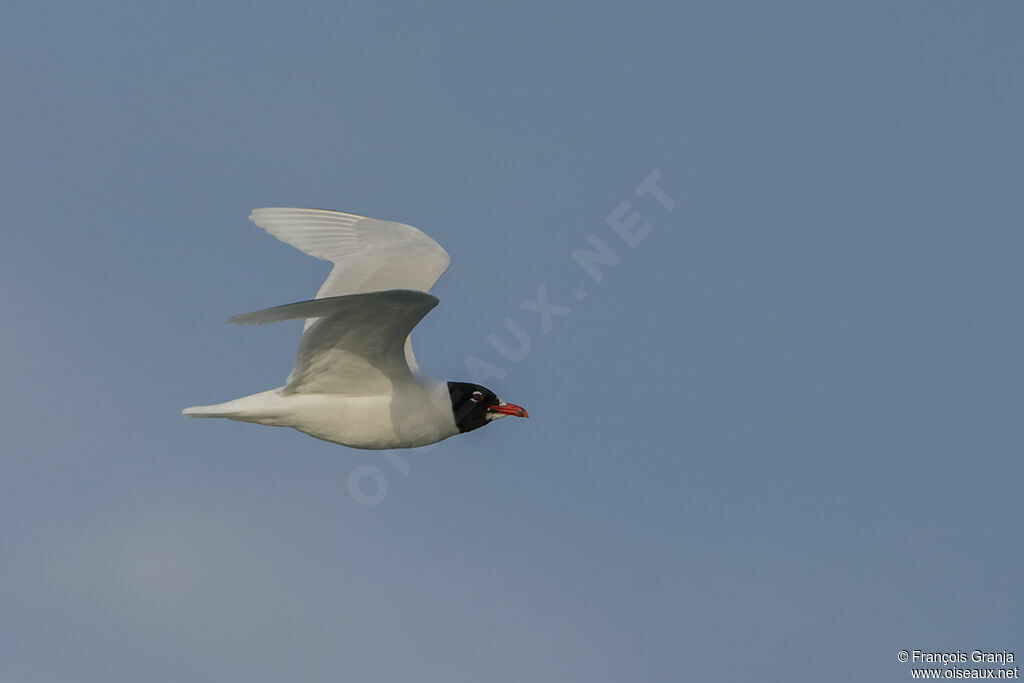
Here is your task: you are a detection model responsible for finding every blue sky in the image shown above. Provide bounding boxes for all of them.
[2,2,1022,681]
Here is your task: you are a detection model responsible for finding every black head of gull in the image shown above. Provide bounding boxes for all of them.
[447,382,529,434]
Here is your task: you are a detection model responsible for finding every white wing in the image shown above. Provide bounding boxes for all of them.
[230,290,440,396]
[249,208,450,372]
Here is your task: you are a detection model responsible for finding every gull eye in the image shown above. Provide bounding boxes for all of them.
[470,391,484,403]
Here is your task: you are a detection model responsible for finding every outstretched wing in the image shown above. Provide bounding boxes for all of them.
[249,208,450,372]
[229,290,440,396]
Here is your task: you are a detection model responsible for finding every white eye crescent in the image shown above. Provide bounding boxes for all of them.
[470,391,484,403]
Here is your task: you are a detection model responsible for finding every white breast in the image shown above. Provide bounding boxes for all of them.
[265,376,458,450]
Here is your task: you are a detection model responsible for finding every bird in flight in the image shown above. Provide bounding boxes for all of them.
[183,208,528,449]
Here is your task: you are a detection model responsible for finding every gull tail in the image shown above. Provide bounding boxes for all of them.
[182,402,240,418]
[182,389,284,420]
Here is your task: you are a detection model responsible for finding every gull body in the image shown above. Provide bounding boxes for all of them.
[183,208,527,450]
[184,377,456,449]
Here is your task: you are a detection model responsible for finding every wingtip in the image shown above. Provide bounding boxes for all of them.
[248,207,277,225]
[248,207,372,222]
[226,312,262,325]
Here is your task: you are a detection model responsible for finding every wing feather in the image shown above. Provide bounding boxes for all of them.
[248,207,450,371]
[229,290,440,396]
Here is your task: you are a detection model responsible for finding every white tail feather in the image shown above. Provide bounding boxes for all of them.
[182,389,285,420]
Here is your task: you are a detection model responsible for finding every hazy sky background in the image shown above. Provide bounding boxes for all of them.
[2,2,1022,681]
